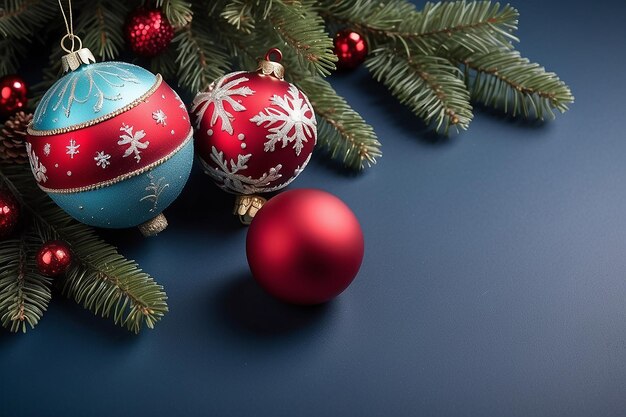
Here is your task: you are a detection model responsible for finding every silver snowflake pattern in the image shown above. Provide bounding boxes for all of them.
[43,143,51,156]
[66,138,80,159]
[152,109,167,126]
[249,84,316,156]
[25,142,48,183]
[263,153,312,192]
[140,173,169,212]
[201,146,283,194]
[118,124,149,163]
[190,72,255,134]
[35,64,141,122]
[94,151,111,169]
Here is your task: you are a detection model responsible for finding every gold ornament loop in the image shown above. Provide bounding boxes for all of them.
[256,48,285,80]
[60,33,82,53]
[265,48,283,63]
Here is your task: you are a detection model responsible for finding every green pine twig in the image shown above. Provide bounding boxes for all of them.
[454,48,574,118]
[0,232,53,333]
[0,163,168,333]
[367,48,473,133]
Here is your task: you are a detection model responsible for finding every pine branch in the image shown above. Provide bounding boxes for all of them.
[267,0,336,76]
[0,232,52,333]
[74,0,127,61]
[319,0,518,55]
[174,17,231,93]
[156,0,193,28]
[0,0,57,40]
[0,163,168,333]
[0,37,24,76]
[220,0,258,33]
[452,48,574,118]
[367,48,473,132]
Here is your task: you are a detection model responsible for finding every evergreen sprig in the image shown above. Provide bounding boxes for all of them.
[453,48,573,118]
[0,0,572,172]
[0,163,168,333]
[0,231,52,333]
[74,0,128,61]
[367,48,473,132]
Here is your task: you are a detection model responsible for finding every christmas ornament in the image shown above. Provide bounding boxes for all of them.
[334,29,368,70]
[191,48,316,223]
[0,75,28,117]
[36,240,72,277]
[0,111,32,164]
[0,189,20,239]
[125,8,174,58]
[246,189,364,305]
[26,28,193,235]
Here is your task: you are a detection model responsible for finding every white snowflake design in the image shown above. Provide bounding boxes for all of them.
[152,109,167,126]
[250,84,316,156]
[25,142,48,183]
[140,173,170,212]
[263,153,312,193]
[43,143,51,156]
[94,151,111,169]
[118,124,149,163]
[66,138,80,159]
[190,72,255,134]
[35,64,141,122]
[201,146,283,194]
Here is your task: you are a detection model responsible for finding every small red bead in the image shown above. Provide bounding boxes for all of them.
[36,240,73,277]
[0,189,19,239]
[125,8,174,58]
[0,75,28,117]
[334,29,368,70]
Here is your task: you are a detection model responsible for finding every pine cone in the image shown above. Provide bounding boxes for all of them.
[0,111,32,165]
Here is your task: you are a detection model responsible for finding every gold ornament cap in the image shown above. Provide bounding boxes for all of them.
[234,195,267,225]
[60,35,95,72]
[138,213,169,236]
[257,48,285,80]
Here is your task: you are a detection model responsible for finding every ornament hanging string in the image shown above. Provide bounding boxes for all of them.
[57,0,82,53]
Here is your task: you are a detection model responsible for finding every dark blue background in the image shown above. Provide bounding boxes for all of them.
[2,1,625,416]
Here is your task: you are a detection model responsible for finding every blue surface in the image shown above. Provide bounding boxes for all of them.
[49,139,194,229]
[2,1,626,416]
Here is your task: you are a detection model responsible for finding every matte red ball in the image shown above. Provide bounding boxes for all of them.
[0,189,20,239]
[0,75,28,117]
[246,189,364,305]
[125,8,174,57]
[36,240,72,277]
[334,29,368,69]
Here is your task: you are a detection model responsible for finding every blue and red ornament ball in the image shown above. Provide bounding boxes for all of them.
[26,55,194,235]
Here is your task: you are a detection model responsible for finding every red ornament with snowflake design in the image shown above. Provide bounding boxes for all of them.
[191,49,316,222]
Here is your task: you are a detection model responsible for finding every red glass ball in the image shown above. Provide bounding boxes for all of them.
[36,240,72,277]
[246,189,364,305]
[0,189,20,239]
[0,75,28,117]
[125,8,174,57]
[334,29,368,70]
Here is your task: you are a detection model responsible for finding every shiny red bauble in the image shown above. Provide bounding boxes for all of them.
[0,189,20,239]
[191,50,316,197]
[246,189,364,305]
[334,29,368,70]
[0,75,28,117]
[36,240,72,277]
[125,8,174,57]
